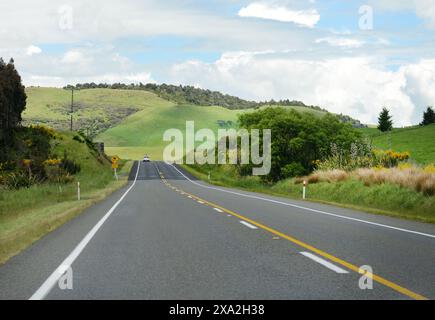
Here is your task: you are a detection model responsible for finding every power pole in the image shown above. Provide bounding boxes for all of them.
[70,87,74,131]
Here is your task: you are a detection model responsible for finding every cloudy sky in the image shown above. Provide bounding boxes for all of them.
[1,0,434,125]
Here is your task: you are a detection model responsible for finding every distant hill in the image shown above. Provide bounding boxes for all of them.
[24,87,368,160]
[64,83,366,128]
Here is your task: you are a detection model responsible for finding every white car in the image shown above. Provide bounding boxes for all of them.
[143,155,151,162]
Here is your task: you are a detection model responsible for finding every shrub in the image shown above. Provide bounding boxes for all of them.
[281,162,306,178]
[73,135,85,143]
[372,149,410,168]
[59,158,81,175]
[45,165,74,184]
[3,171,40,190]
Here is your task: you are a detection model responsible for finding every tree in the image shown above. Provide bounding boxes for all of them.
[0,57,27,152]
[237,108,363,181]
[377,108,393,132]
[421,106,435,126]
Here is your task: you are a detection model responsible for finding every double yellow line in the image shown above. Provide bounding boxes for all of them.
[160,176,428,300]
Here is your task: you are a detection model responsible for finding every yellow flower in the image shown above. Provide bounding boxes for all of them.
[22,159,32,167]
[43,158,61,166]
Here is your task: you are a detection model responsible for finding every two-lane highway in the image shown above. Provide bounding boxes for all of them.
[0,161,434,299]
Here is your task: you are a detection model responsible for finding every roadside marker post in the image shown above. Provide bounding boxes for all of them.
[303,180,307,200]
[77,182,81,201]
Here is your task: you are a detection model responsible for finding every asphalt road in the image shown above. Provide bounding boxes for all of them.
[0,161,434,300]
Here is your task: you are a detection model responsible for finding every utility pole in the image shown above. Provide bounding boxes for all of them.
[70,87,74,131]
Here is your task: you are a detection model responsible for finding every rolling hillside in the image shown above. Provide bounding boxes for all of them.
[23,88,435,163]
[24,87,335,160]
[360,124,435,164]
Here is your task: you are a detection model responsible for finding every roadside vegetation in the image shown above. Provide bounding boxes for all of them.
[0,130,133,264]
[360,124,435,164]
[0,59,133,264]
[185,107,435,223]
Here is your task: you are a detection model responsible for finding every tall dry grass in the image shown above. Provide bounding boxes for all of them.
[297,167,435,196]
[354,167,435,196]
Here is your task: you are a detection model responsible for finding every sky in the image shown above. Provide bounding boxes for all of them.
[1,0,435,126]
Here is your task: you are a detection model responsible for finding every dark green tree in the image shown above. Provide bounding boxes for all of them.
[237,108,363,182]
[0,58,27,158]
[377,107,393,132]
[421,106,435,126]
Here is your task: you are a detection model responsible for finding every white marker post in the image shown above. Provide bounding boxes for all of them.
[114,168,118,180]
[77,181,81,201]
[208,171,211,181]
[303,180,307,200]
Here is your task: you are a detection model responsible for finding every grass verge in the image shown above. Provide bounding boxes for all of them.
[0,132,133,265]
[182,164,435,224]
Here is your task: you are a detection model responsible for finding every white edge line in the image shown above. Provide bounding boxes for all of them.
[240,221,258,229]
[300,252,349,274]
[29,161,141,300]
[167,163,435,240]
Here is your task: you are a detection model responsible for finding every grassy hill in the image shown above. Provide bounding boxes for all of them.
[24,87,336,160]
[359,124,435,164]
[98,104,248,160]
[23,87,172,135]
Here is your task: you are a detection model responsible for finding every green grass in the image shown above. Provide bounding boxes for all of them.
[24,88,334,161]
[97,104,249,160]
[359,124,435,164]
[23,87,174,134]
[183,164,435,223]
[0,131,133,264]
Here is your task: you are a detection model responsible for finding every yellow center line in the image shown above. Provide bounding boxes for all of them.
[162,180,428,300]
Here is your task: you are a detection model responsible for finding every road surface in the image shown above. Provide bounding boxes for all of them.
[0,161,434,300]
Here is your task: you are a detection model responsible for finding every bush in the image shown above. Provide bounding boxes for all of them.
[237,108,364,181]
[59,158,81,175]
[45,165,74,184]
[3,171,40,190]
[281,162,306,178]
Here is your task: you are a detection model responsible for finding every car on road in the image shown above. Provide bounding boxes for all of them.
[143,155,151,162]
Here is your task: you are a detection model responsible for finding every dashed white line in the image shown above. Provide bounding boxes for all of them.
[213,208,223,213]
[197,201,205,204]
[240,221,258,229]
[167,163,435,240]
[300,252,349,274]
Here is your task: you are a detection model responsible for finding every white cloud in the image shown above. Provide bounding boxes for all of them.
[169,52,435,126]
[315,37,365,49]
[238,2,320,28]
[414,0,435,29]
[26,45,42,56]
[371,0,435,29]
[24,72,155,87]
[61,50,85,64]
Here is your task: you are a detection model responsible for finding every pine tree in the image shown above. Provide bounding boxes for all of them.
[377,107,393,132]
[421,106,435,126]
